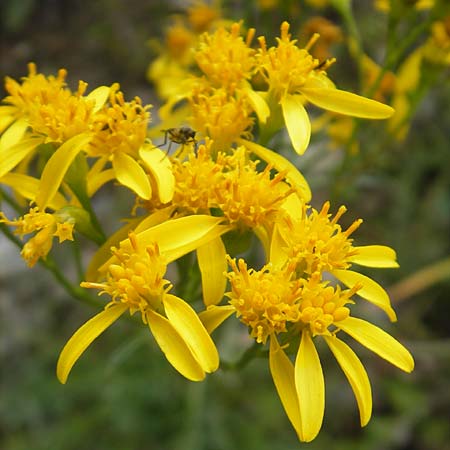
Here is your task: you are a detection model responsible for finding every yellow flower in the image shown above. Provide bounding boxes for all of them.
[226,258,414,442]
[374,0,434,12]
[189,86,254,150]
[272,201,399,321]
[57,214,230,384]
[86,87,169,201]
[195,22,256,91]
[300,16,344,61]
[187,1,220,33]
[422,17,450,65]
[256,22,394,154]
[0,64,109,183]
[0,206,74,267]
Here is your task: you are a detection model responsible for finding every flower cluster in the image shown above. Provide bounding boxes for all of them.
[0,13,415,443]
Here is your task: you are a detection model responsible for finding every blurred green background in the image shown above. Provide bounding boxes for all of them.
[1,1,450,449]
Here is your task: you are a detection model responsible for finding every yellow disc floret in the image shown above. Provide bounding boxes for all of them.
[81,233,172,322]
[226,258,302,344]
[279,202,362,275]
[297,272,358,336]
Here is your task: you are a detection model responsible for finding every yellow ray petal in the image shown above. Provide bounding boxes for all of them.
[35,133,91,209]
[295,331,325,442]
[280,191,304,221]
[269,223,289,268]
[269,336,303,440]
[56,303,127,384]
[0,137,43,178]
[127,215,229,262]
[238,138,311,202]
[99,216,231,273]
[0,173,67,210]
[198,305,235,334]
[163,294,219,372]
[112,152,152,200]
[280,94,311,155]
[87,168,116,196]
[300,87,394,119]
[0,106,17,133]
[350,245,399,268]
[146,308,205,381]
[338,316,414,372]
[86,85,110,112]
[139,145,175,204]
[333,269,397,322]
[197,236,227,306]
[133,207,176,233]
[0,118,29,152]
[324,335,372,426]
[244,86,270,123]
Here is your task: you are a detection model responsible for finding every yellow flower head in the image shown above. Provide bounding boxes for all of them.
[0,206,74,267]
[374,0,434,12]
[301,16,344,61]
[255,22,393,155]
[89,87,151,159]
[257,22,331,99]
[226,248,412,443]
[172,141,226,213]
[59,219,226,384]
[189,86,254,149]
[226,258,357,343]
[82,233,171,320]
[215,148,293,229]
[195,22,256,91]
[165,21,196,60]
[423,17,450,65]
[3,63,68,116]
[187,2,219,33]
[277,201,362,275]
[172,145,292,229]
[226,257,302,344]
[3,63,96,143]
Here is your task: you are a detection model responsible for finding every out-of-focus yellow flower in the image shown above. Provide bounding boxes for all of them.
[300,16,344,61]
[423,17,450,65]
[146,1,226,100]
[256,22,394,154]
[57,215,230,384]
[0,206,74,267]
[187,1,220,33]
[374,0,434,12]
[256,0,279,10]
